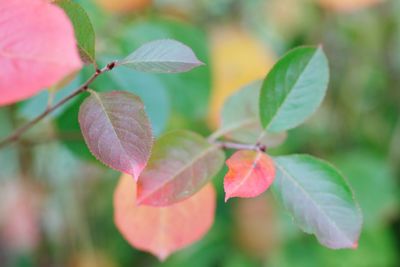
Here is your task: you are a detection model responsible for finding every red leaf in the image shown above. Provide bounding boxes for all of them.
[224,150,275,202]
[136,130,224,206]
[0,0,82,106]
[114,174,216,261]
[79,91,153,180]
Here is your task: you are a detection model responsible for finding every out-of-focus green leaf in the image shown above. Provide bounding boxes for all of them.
[0,108,19,180]
[259,47,329,133]
[331,150,399,229]
[273,154,362,249]
[56,94,96,162]
[56,0,96,63]
[213,81,286,147]
[270,227,398,267]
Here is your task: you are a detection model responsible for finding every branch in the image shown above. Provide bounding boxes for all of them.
[0,62,116,149]
[211,140,267,152]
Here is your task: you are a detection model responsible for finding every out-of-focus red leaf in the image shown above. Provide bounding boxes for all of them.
[0,181,43,251]
[224,150,275,202]
[114,174,216,261]
[233,195,279,259]
[0,0,82,106]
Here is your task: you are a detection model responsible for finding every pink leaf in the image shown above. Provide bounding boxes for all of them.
[114,174,216,261]
[79,91,153,180]
[224,150,275,202]
[0,0,82,106]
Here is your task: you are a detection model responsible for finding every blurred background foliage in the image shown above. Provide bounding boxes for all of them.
[0,0,399,266]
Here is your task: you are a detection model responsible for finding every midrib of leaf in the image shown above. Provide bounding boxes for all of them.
[139,145,219,202]
[156,208,167,260]
[275,160,353,244]
[263,49,319,132]
[90,91,135,172]
[228,152,263,196]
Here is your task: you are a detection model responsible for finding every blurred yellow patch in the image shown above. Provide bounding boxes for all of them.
[264,0,310,38]
[208,26,275,129]
[68,252,116,267]
[318,0,384,11]
[94,0,151,14]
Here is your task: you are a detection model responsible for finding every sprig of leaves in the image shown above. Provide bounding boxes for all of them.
[0,0,363,261]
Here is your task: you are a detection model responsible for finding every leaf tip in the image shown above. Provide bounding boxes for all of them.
[196,59,206,66]
[155,250,170,262]
[351,241,359,249]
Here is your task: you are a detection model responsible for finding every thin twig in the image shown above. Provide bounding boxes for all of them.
[211,140,266,152]
[0,62,116,149]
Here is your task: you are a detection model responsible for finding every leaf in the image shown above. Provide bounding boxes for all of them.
[56,0,96,63]
[95,57,170,136]
[259,47,329,133]
[318,0,384,12]
[78,91,152,180]
[213,81,287,147]
[224,150,275,202]
[114,173,216,261]
[207,25,275,129]
[137,130,224,206]
[331,150,399,228]
[273,154,362,249]
[120,19,211,121]
[0,0,82,106]
[117,39,204,73]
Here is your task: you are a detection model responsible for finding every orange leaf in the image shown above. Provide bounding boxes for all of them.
[224,150,275,202]
[318,0,384,12]
[114,174,216,261]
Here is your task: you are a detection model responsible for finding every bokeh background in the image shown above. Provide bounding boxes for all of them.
[0,0,399,266]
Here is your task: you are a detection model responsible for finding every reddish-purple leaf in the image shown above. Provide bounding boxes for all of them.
[114,173,216,261]
[137,130,225,206]
[0,0,82,106]
[78,91,152,180]
[224,150,275,202]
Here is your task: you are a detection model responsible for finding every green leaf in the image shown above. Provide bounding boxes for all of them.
[120,19,211,121]
[259,47,329,132]
[56,0,95,63]
[212,81,286,147]
[137,130,225,206]
[273,154,362,249]
[117,39,204,73]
